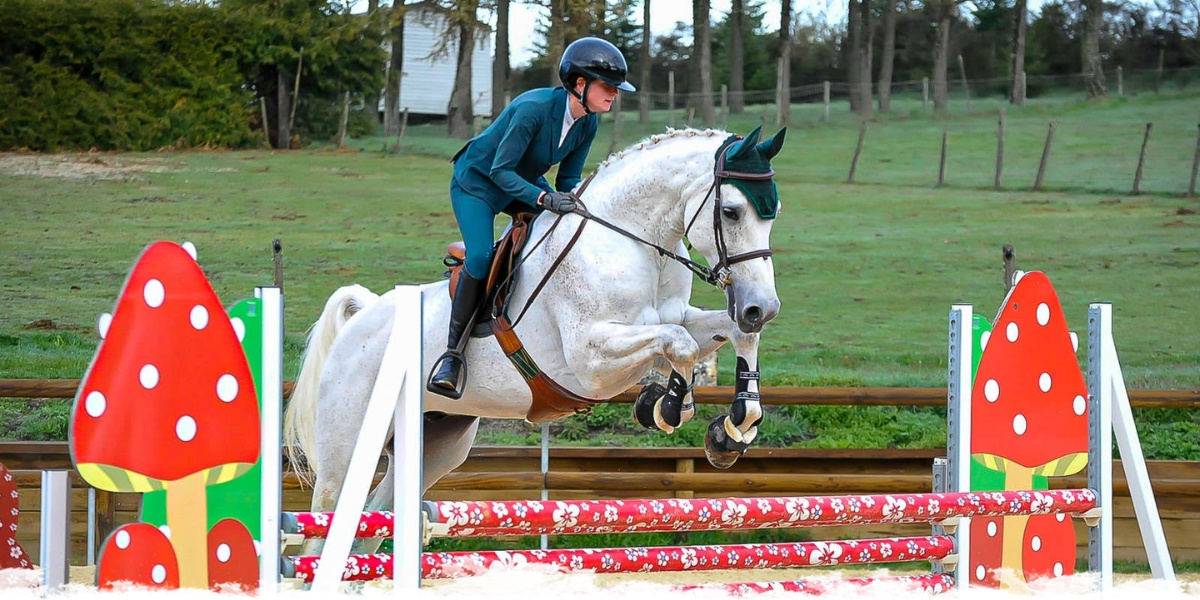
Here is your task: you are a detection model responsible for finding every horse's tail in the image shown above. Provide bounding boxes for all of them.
[283,284,380,488]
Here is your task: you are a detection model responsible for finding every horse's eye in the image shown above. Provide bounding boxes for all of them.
[722,206,740,221]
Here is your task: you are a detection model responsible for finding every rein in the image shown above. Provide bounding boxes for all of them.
[506,136,775,327]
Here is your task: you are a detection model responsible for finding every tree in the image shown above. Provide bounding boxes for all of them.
[1080,0,1107,97]
[847,0,865,114]
[776,0,792,125]
[1010,0,1028,103]
[879,0,899,112]
[493,0,510,116]
[446,1,480,138]
[730,0,746,113]
[694,0,716,124]
[365,0,382,126]
[548,0,565,86]
[384,3,406,136]
[930,0,959,114]
[640,0,652,123]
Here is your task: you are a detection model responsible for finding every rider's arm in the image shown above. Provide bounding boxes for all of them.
[555,119,596,193]
[489,104,546,207]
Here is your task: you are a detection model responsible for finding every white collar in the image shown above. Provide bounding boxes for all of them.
[560,102,577,148]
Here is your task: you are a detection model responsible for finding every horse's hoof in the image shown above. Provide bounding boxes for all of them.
[633,383,665,429]
[704,416,748,469]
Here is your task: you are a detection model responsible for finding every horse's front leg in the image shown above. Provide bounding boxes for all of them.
[569,321,701,433]
[705,329,763,469]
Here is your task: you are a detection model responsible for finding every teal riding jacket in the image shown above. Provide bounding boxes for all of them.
[449,87,599,278]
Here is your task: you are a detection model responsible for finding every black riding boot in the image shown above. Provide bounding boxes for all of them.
[427,272,487,399]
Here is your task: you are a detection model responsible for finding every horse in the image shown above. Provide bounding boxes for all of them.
[283,125,787,552]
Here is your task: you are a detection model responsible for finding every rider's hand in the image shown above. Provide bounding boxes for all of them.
[539,191,577,214]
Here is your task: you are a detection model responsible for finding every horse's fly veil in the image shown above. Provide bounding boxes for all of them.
[717,125,787,219]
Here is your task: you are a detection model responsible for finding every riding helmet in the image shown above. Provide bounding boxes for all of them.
[558,37,637,92]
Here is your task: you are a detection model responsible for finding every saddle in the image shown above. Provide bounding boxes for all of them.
[442,212,603,423]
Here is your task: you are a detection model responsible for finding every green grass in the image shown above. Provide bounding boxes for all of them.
[2,90,1198,452]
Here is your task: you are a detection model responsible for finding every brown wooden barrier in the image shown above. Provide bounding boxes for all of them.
[3,379,1199,408]
[5,442,1200,567]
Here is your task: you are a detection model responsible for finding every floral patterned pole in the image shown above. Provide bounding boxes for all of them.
[284,535,954,582]
[285,489,1095,541]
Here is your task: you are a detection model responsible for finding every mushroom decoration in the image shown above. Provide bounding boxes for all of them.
[969,270,1089,589]
[968,516,1004,588]
[1022,513,1078,587]
[97,523,180,590]
[207,518,259,592]
[70,241,260,589]
[142,297,266,541]
[0,461,32,570]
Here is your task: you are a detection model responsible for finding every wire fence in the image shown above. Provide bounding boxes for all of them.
[623,66,1200,120]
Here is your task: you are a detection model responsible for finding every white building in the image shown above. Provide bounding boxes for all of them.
[384,5,493,117]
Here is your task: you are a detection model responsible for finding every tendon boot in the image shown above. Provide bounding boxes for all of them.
[427,271,487,399]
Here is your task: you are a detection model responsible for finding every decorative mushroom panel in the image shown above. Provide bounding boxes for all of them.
[0,461,32,570]
[97,523,180,591]
[70,240,260,491]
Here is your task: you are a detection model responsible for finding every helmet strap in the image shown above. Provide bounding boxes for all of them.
[568,79,596,115]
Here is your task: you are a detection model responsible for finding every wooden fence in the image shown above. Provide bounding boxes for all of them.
[4,442,1200,567]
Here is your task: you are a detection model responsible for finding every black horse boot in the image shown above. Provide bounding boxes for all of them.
[427,272,487,399]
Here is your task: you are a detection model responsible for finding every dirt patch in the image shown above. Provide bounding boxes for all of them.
[0,153,176,182]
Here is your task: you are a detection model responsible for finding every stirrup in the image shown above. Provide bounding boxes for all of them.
[427,350,467,399]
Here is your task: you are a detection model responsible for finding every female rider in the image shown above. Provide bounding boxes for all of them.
[428,37,637,398]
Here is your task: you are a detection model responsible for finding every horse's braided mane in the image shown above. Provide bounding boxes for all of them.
[597,127,727,171]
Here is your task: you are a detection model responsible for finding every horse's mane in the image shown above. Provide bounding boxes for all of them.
[597,127,730,173]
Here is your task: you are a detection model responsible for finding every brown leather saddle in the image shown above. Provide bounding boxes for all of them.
[442,212,602,423]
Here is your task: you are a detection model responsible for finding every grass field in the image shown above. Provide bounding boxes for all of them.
[1,90,1198,451]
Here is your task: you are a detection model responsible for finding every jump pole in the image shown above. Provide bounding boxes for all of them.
[308,285,424,593]
[257,286,284,596]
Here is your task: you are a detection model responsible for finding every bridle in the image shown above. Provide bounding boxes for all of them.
[571,134,775,289]
[682,134,776,288]
[504,135,775,328]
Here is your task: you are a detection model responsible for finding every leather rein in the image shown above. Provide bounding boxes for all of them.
[505,136,775,328]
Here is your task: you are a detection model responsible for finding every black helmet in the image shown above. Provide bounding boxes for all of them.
[558,37,636,93]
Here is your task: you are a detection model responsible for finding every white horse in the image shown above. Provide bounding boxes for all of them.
[283,125,787,548]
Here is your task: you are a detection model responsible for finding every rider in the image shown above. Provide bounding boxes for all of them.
[427,37,637,399]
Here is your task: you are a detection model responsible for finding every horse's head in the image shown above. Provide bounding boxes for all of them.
[686,125,786,334]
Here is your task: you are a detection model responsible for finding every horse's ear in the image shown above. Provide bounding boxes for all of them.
[756,127,787,160]
[730,125,763,159]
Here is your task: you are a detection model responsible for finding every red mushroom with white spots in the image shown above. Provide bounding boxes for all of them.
[97,523,180,590]
[1023,513,1078,586]
[970,270,1089,588]
[71,241,260,589]
[969,516,1004,588]
[207,518,259,592]
[0,461,32,570]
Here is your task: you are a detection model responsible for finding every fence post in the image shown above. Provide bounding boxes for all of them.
[957,54,971,113]
[1117,66,1124,97]
[1133,122,1153,195]
[937,131,948,188]
[1189,121,1200,198]
[668,71,675,129]
[847,121,868,184]
[686,107,695,128]
[822,81,831,121]
[720,84,728,129]
[609,94,624,154]
[259,97,272,147]
[392,108,409,154]
[923,77,930,113]
[1155,49,1165,94]
[1034,122,1056,192]
[995,108,1005,191]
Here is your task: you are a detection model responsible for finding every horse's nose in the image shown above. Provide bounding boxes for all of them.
[740,300,779,332]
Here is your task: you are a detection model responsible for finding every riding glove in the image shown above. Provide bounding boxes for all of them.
[539,191,577,214]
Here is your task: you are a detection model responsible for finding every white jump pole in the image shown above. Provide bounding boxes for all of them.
[39,470,71,593]
[311,285,424,594]
[1090,303,1175,583]
[258,286,284,596]
[946,304,972,590]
